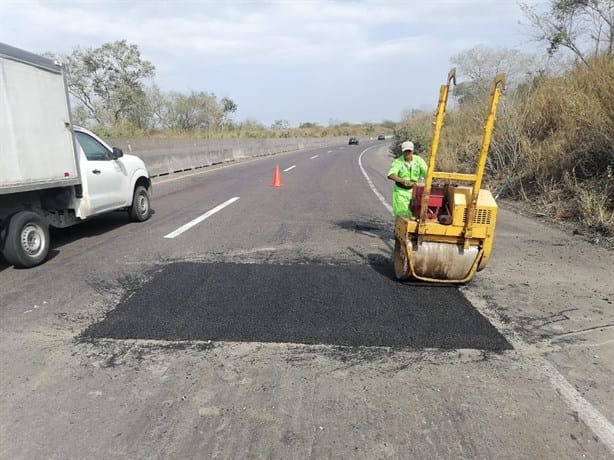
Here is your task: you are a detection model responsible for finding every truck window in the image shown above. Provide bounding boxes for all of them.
[75,132,111,161]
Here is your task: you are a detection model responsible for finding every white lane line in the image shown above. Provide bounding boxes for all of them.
[463,273,614,453]
[310,155,319,159]
[358,147,392,214]
[361,145,614,452]
[163,196,240,239]
[539,357,614,451]
[283,165,296,172]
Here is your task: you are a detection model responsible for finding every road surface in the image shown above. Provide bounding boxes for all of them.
[1,141,612,459]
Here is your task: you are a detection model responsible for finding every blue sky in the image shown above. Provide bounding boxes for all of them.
[1,0,547,127]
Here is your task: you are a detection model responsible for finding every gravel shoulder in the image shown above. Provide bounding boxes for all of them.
[467,203,614,422]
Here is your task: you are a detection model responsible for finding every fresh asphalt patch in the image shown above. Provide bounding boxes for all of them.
[82,262,511,351]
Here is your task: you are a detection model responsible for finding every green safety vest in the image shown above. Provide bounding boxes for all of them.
[388,155,428,216]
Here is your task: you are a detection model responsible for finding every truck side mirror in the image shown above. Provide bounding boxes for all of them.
[112,147,124,159]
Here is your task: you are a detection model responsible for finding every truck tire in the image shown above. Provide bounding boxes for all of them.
[129,185,151,222]
[2,211,50,268]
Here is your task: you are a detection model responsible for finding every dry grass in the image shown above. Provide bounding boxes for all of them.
[99,122,394,140]
[396,55,614,240]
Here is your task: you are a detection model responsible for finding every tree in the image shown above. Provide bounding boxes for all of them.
[450,46,538,103]
[362,122,375,134]
[59,40,155,127]
[271,120,290,130]
[156,90,225,132]
[147,84,166,129]
[238,118,266,134]
[520,0,614,64]
[220,97,238,128]
[381,120,397,129]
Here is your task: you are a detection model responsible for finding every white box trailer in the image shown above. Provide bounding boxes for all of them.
[0,43,80,194]
[0,43,152,268]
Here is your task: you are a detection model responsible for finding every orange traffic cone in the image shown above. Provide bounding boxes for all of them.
[272,164,283,187]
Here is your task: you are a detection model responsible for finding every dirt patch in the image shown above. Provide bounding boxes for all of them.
[499,198,614,251]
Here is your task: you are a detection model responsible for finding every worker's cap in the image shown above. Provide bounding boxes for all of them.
[401,141,414,152]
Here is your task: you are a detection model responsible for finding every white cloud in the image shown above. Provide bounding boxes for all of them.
[1,0,545,125]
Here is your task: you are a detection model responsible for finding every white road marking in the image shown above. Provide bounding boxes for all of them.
[359,145,614,453]
[283,165,296,172]
[463,279,614,453]
[163,196,240,239]
[310,155,319,159]
[358,146,392,214]
[539,357,614,451]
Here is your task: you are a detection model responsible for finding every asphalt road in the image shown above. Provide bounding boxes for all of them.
[81,261,510,350]
[1,141,613,459]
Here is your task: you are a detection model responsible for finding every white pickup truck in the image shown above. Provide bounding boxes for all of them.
[0,42,152,268]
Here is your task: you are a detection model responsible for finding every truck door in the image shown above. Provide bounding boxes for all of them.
[75,131,128,214]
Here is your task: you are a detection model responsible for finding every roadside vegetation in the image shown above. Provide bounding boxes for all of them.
[46,0,613,241]
[394,0,614,241]
[46,41,393,140]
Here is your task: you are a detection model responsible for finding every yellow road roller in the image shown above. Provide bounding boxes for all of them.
[393,70,506,283]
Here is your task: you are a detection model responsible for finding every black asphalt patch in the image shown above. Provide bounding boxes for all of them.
[82,262,511,351]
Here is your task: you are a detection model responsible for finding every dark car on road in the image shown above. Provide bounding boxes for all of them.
[348,137,359,145]
[377,134,386,140]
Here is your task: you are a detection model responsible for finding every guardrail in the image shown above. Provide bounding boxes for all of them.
[106,136,347,178]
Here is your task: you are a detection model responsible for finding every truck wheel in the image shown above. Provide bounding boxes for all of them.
[129,186,151,222]
[2,211,50,268]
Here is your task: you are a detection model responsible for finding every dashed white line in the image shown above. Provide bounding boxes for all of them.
[310,155,319,159]
[164,197,240,239]
[283,165,296,172]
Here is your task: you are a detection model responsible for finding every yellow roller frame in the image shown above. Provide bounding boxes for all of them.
[394,71,506,283]
[417,67,456,226]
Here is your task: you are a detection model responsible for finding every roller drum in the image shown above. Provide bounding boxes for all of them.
[410,241,479,281]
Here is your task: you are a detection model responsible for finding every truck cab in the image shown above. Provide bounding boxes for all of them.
[73,126,151,219]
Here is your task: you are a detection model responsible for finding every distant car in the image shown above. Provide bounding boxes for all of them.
[348,137,359,145]
[377,134,386,140]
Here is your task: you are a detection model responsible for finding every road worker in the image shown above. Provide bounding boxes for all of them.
[387,141,428,217]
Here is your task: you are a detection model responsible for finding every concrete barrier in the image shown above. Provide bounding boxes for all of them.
[106,136,347,177]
